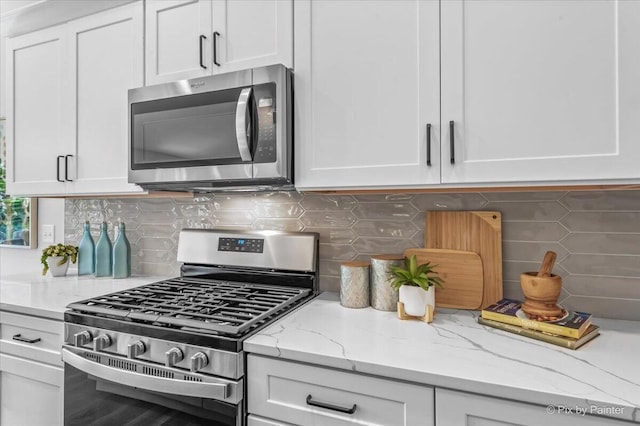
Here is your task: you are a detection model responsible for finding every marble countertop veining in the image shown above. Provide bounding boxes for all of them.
[0,272,166,320]
[245,293,640,423]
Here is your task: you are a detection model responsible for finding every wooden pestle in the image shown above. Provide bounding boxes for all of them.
[537,251,557,277]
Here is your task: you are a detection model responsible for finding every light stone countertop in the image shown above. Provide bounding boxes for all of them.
[0,272,167,320]
[245,293,640,423]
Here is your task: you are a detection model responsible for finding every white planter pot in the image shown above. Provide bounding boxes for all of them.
[47,256,69,277]
[399,285,435,317]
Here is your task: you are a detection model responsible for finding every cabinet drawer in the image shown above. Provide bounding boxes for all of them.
[248,355,434,426]
[0,312,63,366]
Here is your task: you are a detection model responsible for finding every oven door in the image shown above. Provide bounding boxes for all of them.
[62,346,242,426]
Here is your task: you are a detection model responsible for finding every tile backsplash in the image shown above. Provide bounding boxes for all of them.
[65,190,640,320]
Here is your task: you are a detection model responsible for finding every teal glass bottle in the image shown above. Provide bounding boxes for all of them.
[94,222,112,277]
[112,222,131,279]
[77,221,95,275]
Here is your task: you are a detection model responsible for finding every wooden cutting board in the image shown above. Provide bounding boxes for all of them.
[425,211,503,309]
[404,248,484,310]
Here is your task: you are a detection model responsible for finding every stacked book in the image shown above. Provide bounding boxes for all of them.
[479,299,600,350]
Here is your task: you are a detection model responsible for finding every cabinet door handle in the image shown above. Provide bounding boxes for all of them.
[449,120,455,164]
[199,35,207,69]
[426,123,432,166]
[213,31,221,67]
[306,394,357,414]
[65,154,74,181]
[56,155,64,182]
[12,334,41,344]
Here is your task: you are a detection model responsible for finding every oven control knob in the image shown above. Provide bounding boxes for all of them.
[165,347,183,367]
[93,334,111,352]
[127,341,146,359]
[73,330,92,347]
[190,352,208,373]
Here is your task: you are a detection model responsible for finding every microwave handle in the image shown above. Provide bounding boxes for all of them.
[235,87,253,162]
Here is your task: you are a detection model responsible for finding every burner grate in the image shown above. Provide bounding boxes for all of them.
[67,278,310,336]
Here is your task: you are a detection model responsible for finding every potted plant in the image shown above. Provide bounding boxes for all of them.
[390,254,444,316]
[41,243,78,276]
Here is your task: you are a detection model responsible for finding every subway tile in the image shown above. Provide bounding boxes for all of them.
[319,275,340,293]
[301,227,357,244]
[560,190,640,211]
[318,244,357,261]
[482,191,567,202]
[211,195,256,211]
[136,199,176,211]
[502,222,569,242]
[299,195,357,210]
[251,219,304,232]
[140,262,180,277]
[211,211,255,226]
[560,233,640,255]
[562,275,640,299]
[486,201,568,221]
[411,230,425,247]
[134,210,180,224]
[502,281,525,301]
[66,203,79,217]
[560,253,640,277]
[135,249,175,263]
[503,261,542,282]
[254,203,304,218]
[352,202,417,220]
[136,237,176,251]
[179,204,212,217]
[174,218,213,230]
[354,193,414,202]
[560,296,640,321]
[319,259,342,277]
[138,223,180,237]
[560,212,640,233]
[254,191,304,204]
[411,193,487,210]
[353,220,418,238]
[174,195,211,204]
[105,203,141,218]
[351,237,416,255]
[502,241,568,262]
[299,211,357,228]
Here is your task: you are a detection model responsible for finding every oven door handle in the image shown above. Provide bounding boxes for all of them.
[235,87,253,162]
[62,347,233,401]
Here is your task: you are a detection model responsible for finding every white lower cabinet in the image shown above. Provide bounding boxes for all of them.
[247,354,434,426]
[0,312,64,426]
[435,388,630,426]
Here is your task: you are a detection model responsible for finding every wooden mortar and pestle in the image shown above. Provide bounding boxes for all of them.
[520,251,564,319]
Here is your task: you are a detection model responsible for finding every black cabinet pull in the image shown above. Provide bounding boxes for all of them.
[449,120,455,164]
[306,394,357,414]
[56,155,64,182]
[213,31,221,66]
[12,334,41,344]
[65,154,73,181]
[426,123,432,166]
[199,35,207,69]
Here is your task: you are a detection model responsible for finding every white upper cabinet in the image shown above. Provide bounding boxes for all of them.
[5,2,145,197]
[294,0,440,190]
[145,0,293,85]
[440,0,640,185]
[6,24,70,195]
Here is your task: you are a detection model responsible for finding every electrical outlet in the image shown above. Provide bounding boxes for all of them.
[42,224,55,243]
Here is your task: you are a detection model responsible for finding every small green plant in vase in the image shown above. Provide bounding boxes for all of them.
[390,254,444,317]
[41,243,78,276]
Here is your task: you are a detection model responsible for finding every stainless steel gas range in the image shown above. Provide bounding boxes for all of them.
[62,228,319,426]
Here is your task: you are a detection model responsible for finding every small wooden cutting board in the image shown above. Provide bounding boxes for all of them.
[404,248,484,310]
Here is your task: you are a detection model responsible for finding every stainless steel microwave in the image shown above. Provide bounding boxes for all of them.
[128,64,292,192]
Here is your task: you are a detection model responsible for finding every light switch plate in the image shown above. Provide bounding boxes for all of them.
[42,224,55,243]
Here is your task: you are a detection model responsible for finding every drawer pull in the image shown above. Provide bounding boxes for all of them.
[306,394,357,415]
[12,334,41,344]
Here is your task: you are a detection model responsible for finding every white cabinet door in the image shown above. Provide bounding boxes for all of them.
[1,354,63,426]
[5,24,71,196]
[145,0,213,85]
[436,388,629,426]
[294,0,440,190]
[441,0,640,184]
[67,2,145,195]
[212,0,292,73]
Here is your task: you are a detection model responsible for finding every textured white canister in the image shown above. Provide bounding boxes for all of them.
[370,254,403,311]
[340,261,370,308]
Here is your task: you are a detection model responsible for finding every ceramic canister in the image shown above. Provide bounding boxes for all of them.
[340,261,370,308]
[370,254,403,311]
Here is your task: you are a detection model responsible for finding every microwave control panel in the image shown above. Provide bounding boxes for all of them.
[254,83,277,163]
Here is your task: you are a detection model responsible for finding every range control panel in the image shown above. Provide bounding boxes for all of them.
[218,237,264,253]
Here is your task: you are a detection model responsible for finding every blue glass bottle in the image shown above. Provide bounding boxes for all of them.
[94,222,112,277]
[112,222,131,279]
[77,221,95,275]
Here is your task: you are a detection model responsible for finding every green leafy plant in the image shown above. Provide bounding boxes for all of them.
[389,254,444,291]
[41,243,78,275]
